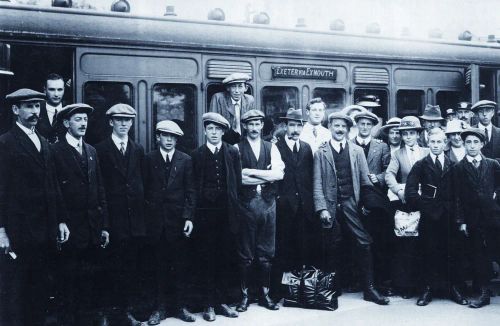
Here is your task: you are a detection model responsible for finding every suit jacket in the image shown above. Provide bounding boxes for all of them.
[474,124,500,162]
[313,141,371,228]
[95,137,146,241]
[352,138,390,186]
[405,154,455,221]
[385,146,430,195]
[209,92,255,144]
[144,149,195,241]
[275,138,314,221]
[52,138,109,249]
[0,125,65,249]
[191,142,242,234]
[36,102,64,143]
[453,155,500,228]
[444,147,464,164]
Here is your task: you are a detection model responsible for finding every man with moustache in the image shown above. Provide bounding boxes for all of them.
[209,73,255,145]
[95,104,145,326]
[52,103,110,325]
[234,109,284,312]
[300,98,331,154]
[37,73,66,143]
[313,111,389,305]
[418,105,445,148]
[471,100,500,162]
[0,89,69,326]
[456,101,475,126]
[274,108,317,296]
[191,112,241,321]
[444,120,468,163]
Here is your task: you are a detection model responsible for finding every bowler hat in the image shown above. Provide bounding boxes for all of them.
[419,104,444,121]
[396,116,424,131]
[279,108,306,123]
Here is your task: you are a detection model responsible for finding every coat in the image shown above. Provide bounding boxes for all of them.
[444,147,464,164]
[52,138,109,249]
[36,102,64,143]
[0,125,65,249]
[474,124,500,162]
[313,141,371,228]
[143,149,195,241]
[191,142,242,234]
[95,137,146,241]
[385,146,430,195]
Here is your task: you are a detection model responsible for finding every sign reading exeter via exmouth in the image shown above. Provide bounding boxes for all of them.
[272,65,337,80]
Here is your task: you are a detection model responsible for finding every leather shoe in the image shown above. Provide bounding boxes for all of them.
[215,304,239,318]
[203,307,216,322]
[259,287,280,310]
[236,295,249,312]
[177,307,196,322]
[147,310,166,326]
[450,286,468,305]
[469,287,490,308]
[363,286,389,305]
[416,287,432,306]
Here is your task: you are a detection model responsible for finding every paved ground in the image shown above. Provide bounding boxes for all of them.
[149,293,500,326]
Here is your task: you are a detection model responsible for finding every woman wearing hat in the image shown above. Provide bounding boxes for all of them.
[378,117,402,155]
[385,116,429,299]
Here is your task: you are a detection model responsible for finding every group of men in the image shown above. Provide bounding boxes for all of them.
[0,72,499,326]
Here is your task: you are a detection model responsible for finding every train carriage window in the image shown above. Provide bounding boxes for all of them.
[83,82,133,145]
[436,91,461,112]
[153,84,196,152]
[313,88,346,117]
[354,89,388,121]
[206,83,253,112]
[396,90,425,117]
[261,86,299,139]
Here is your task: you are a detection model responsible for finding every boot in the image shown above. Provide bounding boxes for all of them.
[358,245,389,305]
[469,287,490,308]
[259,287,280,310]
[416,286,432,306]
[450,285,468,305]
[236,264,250,312]
[258,262,279,310]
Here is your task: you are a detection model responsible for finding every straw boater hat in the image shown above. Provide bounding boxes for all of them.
[445,120,469,134]
[396,116,424,131]
[356,95,381,109]
[379,117,401,135]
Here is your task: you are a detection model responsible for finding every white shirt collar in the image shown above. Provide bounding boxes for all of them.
[45,103,62,114]
[206,142,222,154]
[65,132,82,148]
[330,138,346,153]
[478,122,492,131]
[231,98,241,106]
[16,121,35,135]
[466,154,482,163]
[284,136,299,152]
[159,147,175,162]
[356,135,371,145]
[111,133,128,151]
[430,152,445,163]
[405,144,418,152]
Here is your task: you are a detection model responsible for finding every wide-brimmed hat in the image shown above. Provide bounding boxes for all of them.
[445,120,469,134]
[328,112,353,128]
[279,108,307,123]
[396,116,424,131]
[419,104,444,121]
[340,105,367,117]
[460,127,486,142]
[379,117,402,135]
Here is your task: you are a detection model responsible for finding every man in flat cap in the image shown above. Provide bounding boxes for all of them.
[453,128,500,308]
[209,72,255,145]
[51,103,110,325]
[95,103,145,325]
[191,112,241,321]
[456,101,475,126]
[471,100,500,162]
[418,105,445,148]
[144,120,196,324]
[37,73,66,143]
[313,111,389,305]
[356,94,384,137]
[234,109,284,312]
[0,89,69,326]
[273,108,318,299]
[299,98,331,154]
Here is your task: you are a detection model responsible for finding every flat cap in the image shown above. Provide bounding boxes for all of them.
[202,112,230,129]
[222,72,251,85]
[156,120,184,136]
[396,116,424,131]
[445,120,469,134]
[6,88,45,103]
[57,103,94,120]
[457,101,472,111]
[471,100,496,112]
[356,94,381,108]
[419,104,444,121]
[106,103,136,117]
[279,108,307,122]
[461,127,486,142]
[328,112,353,128]
[241,109,265,123]
[353,110,379,124]
[340,105,367,117]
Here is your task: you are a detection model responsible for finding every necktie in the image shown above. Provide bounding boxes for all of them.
[52,109,57,126]
[119,142,126,155]
[313,126,318,138]
[293,142,298,154]
[435,157,442,171]
[234,103,241,134]
[214,146,219,155]
[485,128,489,144]
[166,153,171,164]
[76,142,82,155]
[472,159,479,168]
[339,142,343,153]
[409,147,415,165]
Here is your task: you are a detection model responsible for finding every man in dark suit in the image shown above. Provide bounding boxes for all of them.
[209,73,255,145]
[191,112,241,321]
[418,105,445,148]
[313,111,389,305]
[454,128,500,308]
[52,103,110,325]
[405,128,468,306]
[472,100,500,162]
[95,104,145,326]
[0,89,69,326]
[144,120,196,325]
[37,73,65,143]
[274,108,317,296]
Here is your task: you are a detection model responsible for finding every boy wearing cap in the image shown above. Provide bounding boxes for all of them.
[51,103,110,325]
[95,103,145,325]
[299,98,331,154]
[209,72,255,145]
[313,111,389,305]
[144,120,196,324]
[0,89,69,326]
[234,109,284,312]
[418,105,445,148]
[471,100,500,162]
[453,128,500,308]
[191,112,241,321]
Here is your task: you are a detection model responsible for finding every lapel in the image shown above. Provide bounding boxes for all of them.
[424,154,440,179]
[478,155,488,183]
[60,139,86,179]
[224,93,236,118]
[367,140,378,165]
[82,142,93,182]
[12,125,44,168]
[462,157,480,182]
[277,137,298,167]
[125,140,137,180]
[442,154,452,176]
[167,150,180,188]
[297,140,307,166]
[348,141,358,178]
[321,142,336,173]
[105,137,126,178]
[221,142,233,187]
[399,147,412,174]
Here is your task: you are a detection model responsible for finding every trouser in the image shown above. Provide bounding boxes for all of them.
[0,244,50,326]
[418,217,448,290]
[276,204,307,272]
[469,227,492,288]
